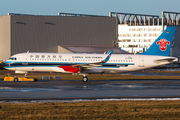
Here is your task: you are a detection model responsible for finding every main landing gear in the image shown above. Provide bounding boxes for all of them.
[82,75,88,82]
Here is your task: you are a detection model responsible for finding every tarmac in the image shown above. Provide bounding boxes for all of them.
[1,78,180,101]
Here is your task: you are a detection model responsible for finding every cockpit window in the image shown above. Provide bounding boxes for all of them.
[8,57,17,60]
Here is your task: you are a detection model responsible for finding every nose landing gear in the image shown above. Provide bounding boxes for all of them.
[25,72,28,77]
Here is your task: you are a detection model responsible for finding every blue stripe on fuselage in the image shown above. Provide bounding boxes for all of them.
[2,61,135,68]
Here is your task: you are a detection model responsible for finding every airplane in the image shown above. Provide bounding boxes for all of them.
[2,27,178,82]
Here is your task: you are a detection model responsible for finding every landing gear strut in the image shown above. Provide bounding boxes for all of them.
[82,75,88,82]
[25,72,28,77]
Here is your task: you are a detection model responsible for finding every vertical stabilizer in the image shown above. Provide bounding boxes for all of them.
[141,27,176,56]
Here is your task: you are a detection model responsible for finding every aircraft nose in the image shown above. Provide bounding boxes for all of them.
[2,61,9,67]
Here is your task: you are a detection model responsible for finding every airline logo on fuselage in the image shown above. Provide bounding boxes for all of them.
[156,39,170,51]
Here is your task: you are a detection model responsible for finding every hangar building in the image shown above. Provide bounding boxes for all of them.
[111,11,180,55]
[1,11,180,61]
[0,13,117,60]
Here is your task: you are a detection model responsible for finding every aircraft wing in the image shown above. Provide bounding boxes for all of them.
[59,50,113,73]
[72,50,113,69]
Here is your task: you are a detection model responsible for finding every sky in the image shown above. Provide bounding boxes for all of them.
[1,0,180,17]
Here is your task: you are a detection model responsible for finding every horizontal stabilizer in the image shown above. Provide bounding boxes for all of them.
[154,57,178,64]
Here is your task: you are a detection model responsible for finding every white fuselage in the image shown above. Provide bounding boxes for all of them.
[2,53,178,74]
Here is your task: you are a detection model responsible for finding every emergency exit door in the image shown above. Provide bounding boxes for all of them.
[139,57,144,67]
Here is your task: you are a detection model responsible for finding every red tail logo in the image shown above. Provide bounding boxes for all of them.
[156,39,170,51]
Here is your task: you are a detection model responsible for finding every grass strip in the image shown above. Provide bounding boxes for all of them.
[0,100,180,119]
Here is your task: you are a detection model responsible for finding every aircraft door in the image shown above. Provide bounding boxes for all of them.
[139,57,144,67]
[71,58,75,64]
[22,55,28,65]
[69,58,71,64]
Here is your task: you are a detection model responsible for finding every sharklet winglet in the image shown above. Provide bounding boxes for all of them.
[102,50,113,63]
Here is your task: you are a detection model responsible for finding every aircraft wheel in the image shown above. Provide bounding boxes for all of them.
[34,78,38,82]
[14,78,18,82]
[82,76,88,82]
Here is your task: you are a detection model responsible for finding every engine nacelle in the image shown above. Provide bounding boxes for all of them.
[86,68,105,73]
